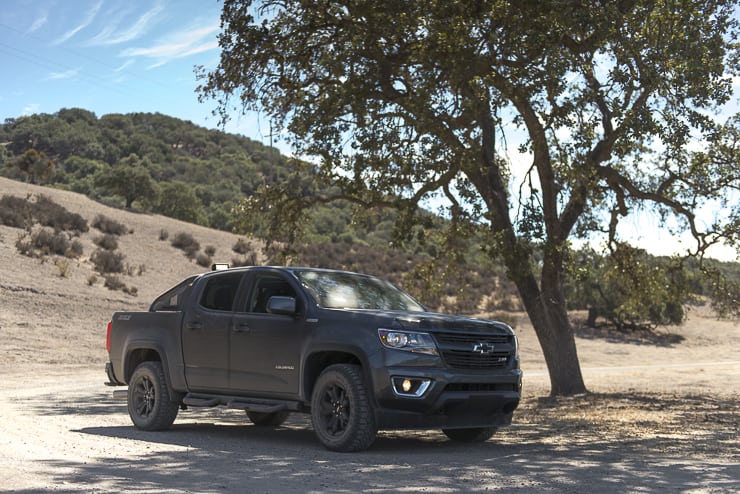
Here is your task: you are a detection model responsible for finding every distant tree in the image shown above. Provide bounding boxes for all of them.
[157,181,207,224]
[200,0,740,396]
[8,149,54,184]
[94,154,158,208]
[567,245,691,330]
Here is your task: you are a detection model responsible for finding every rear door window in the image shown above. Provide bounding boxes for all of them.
[199,272,244,312]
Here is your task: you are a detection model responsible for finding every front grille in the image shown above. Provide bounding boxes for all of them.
[443,350,510,369]
[434,333,510,345]
[433,332,514,370]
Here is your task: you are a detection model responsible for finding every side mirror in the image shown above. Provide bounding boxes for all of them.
[266,296,297,316]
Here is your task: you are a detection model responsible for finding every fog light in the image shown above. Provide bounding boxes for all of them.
[391,377,432,398]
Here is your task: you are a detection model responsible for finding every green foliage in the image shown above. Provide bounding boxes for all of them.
[200,0,740,395]
[94,154,159,208]
[7,149,54,184]
[155,181,207,225]
[566,245,692,330]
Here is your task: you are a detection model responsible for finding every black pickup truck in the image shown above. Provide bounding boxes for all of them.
[106,265,522,451]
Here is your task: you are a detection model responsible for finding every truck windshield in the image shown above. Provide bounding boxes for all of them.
[295,270,426,312]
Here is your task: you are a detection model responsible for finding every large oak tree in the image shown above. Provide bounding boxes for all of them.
[200,0,740,396]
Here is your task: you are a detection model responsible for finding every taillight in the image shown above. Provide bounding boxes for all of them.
[106,321,112,353]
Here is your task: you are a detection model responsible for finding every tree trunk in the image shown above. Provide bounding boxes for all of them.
[586,307,597,328]
[514,270,588,397]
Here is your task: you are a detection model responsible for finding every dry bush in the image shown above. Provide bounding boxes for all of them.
[171,232,200,258]
[91,249,125,273]
[232,238,252,254]
[93,234,118,251]
[32,195,88,233]
[103,275,125,291]
[196,253,212,268]
[15,228,83,259]
[92,214,128,236]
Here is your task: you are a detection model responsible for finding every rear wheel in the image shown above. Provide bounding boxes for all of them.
[311,364,377,452]
[246,410,290,426]
[127,361,180,431]
[442,427,497,442]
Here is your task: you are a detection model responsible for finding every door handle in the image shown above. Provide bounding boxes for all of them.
[233,323,251,333]
[186,321,203,330]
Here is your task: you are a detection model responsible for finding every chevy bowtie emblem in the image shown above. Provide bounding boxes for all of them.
[472,343,495,354]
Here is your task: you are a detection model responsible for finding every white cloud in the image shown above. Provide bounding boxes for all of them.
[114,60,135,72]
[46,69,80,80]
[22,104,41,115]
[120,23,220,68]
[52,0,103,45]
[28,13,48,33]
[87,1,166,46]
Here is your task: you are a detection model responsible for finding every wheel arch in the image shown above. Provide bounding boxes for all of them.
[302,349,367,403]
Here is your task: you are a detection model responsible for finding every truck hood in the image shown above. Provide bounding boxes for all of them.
[331,309,514,335]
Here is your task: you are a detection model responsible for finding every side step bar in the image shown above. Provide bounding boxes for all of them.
[182,393,292,413]
[112,389,298,413]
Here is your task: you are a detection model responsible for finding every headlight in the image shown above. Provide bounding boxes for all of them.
[378,329,438,355]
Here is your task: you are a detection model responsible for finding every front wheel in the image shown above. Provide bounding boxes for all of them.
[311,364,377,452]
[442,427,497,442]
[127,361,180,431]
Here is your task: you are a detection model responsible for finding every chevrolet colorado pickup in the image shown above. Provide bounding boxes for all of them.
[105,265,522,451]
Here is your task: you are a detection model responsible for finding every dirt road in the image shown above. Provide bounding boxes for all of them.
[1,363,737,494]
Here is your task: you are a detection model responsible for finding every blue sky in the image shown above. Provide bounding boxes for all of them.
[0,1,737,261]
[0,0,268,142]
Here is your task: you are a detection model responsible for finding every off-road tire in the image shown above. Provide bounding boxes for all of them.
[442,427,498,442]
[246,410,290,426]
[127,361,180,431]
[311,363,377,452]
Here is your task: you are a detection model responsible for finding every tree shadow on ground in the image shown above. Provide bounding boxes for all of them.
[573,323,685,347]
[15,390,737,493]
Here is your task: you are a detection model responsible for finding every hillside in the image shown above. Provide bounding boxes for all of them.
[0,176,259,367]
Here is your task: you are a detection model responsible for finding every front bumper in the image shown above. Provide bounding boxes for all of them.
[370,364,523,430]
